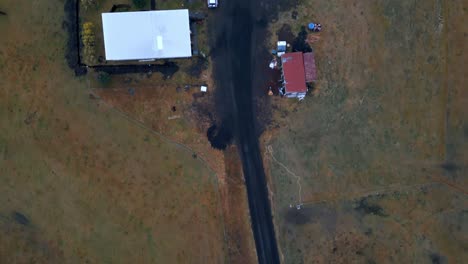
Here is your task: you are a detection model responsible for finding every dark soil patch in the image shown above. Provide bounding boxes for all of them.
[306,82,316,95]
[189,11,206,21]
[292,26,312,53]
[284,208,312,225]
[277,24,295,43]
[253,0,300,23]
[354,198,387,217]
[440,162,460,172]
[110,4,131,12]
[284,205,338,232]
[189,95,216,132]
[74,66,87,76]
[291,11,298,20]
[12,211,30,226]
[266,69,282,95]
[63,0,86,76]
[186,57,208,78]
[430,253,447,264]
[207,123,233,150]
[93,62,179,79]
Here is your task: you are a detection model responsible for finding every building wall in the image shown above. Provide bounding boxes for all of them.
[284,92,306,98]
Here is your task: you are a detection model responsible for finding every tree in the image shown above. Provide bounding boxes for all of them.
[97,72,111,86]
[292,26,312,53]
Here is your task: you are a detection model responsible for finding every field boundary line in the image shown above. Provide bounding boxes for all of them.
[301,182,437,206]
[88,89,213,172]
[301,177,467,207]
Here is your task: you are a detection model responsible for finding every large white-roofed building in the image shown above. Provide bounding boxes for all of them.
[101,10,192,61]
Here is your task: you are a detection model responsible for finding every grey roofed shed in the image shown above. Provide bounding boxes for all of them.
[101,10,192,61]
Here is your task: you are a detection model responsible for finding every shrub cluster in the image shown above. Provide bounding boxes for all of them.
[133,0,147,9]
[81,22,96,64]
[81,0,96,10]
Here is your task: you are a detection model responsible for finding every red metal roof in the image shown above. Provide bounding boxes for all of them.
[281,52,307,93]
[303,52,317,82]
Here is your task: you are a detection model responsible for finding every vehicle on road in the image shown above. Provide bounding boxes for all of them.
[207,0,218,8]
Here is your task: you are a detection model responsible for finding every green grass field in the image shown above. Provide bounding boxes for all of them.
[267,0,467,263]
[0,1,226,263]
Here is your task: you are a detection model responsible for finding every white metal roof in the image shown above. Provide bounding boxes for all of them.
[102,10,192,61]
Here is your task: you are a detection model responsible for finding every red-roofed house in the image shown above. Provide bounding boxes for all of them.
[281,52,307,99]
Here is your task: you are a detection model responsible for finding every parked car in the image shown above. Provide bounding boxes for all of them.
[207,0,218,8]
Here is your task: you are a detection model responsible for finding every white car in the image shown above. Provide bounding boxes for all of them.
[207,0,218,8]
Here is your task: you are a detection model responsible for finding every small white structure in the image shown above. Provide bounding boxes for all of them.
[102,10,192,61]
[277,41,287,56]
[200,85,208,92]
[207,0,218,8]
[269,58,277,69]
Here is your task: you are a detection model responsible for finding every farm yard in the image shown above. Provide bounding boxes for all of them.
[78,0,209,66]
[264,0,467,263]
[0,0,230,263]
[76,0,221,172]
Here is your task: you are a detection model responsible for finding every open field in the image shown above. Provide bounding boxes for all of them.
[96,82,259,264]
[265,0,467,263]
[0,0,227,263]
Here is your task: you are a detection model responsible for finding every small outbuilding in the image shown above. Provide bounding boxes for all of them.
[102,10,192,61]
[303,52,317,82]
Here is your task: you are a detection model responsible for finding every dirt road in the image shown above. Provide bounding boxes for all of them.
[209,1,281,263]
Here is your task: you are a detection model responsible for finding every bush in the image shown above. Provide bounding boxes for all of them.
[97,72,111,86]
[81,22,96,64]
[292,26,312,53]
[132,0,147,9]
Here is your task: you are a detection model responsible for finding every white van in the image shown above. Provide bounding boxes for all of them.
[207,0,218,8]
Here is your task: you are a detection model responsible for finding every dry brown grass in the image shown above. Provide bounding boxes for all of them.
[0,1,227,263]
[265,0,467,263]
